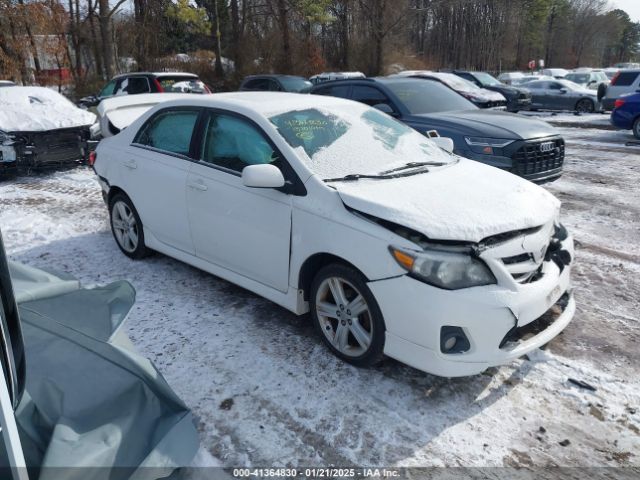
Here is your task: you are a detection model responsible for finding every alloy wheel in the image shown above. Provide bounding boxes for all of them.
[111,200,139,253]
[315,276,373,357]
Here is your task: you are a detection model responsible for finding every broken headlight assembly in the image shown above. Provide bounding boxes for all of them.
[464,137,514,156]
[389,246,496,290]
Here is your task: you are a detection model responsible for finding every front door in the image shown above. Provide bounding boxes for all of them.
[186,110,292,292]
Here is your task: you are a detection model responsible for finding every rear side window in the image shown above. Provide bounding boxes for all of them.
[613,72,639,86]
[314,84,351,98]
[201,113,278,172]
[135,109,199,156]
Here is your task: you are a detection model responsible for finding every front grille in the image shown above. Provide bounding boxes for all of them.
[512,137,565,178]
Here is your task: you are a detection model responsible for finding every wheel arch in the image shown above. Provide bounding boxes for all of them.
[297,253,369,301]
[107,185,130,206]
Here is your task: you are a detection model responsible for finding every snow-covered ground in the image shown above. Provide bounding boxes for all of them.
[0,122,638,469]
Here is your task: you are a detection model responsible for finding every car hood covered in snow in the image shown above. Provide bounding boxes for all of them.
[0,86,95,132]
[334,159,560,243]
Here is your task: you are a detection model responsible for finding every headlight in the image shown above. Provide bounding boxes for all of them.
[389,246,496,290]
[464,137,514,148]
[464,137,514,155]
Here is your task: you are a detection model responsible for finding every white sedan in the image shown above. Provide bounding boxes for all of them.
[92,93,575,377]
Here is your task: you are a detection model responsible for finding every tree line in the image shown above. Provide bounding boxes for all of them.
[1,0,639,94]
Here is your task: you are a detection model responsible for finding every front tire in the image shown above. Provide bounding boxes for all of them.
[310,264,385,367]
[109,193,149,259]
[633,118,640,139]
[575,98,594,113]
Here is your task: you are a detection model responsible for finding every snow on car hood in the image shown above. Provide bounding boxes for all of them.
[0,87,95,132]
[466,88,506,102]
[334,158,560,243]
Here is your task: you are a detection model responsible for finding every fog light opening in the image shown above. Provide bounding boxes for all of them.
[440,326,471,354]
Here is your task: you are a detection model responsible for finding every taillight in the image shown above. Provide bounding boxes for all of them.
[614,98,626,109]
[610,72,620,85]
[153,78,165,92]
[88,151,97,166]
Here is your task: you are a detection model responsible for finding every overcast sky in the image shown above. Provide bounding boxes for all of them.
[612,0,640,22]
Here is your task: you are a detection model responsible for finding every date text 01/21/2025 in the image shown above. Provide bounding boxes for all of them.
[232,468,401,478]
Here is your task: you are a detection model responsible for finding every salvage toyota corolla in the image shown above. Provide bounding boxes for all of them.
[92,92,575,377]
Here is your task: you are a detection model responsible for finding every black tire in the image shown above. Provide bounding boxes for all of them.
[310,263,385,367]
[575,98,594,113]
[108,192,149,259]
[634,118,640,140]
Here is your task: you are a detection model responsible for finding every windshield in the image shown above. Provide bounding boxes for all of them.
[565,73,589,84]
[269,104,454,180]
[386,80,477,114]
[474,72,502,86]
[279,77,313,93]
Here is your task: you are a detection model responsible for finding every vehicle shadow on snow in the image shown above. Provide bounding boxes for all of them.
[12,231,536,466]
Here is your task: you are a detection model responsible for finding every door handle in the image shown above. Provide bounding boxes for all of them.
[188,181,208,191]
[123,159,137,169]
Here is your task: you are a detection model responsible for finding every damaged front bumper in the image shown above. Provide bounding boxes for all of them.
[0,126,92,172]
[369,224,575,377]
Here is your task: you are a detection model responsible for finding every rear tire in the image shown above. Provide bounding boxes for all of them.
[575,98,594,113]
[310,264,385,367]
[109,193,149,259]
[633,118,640,140]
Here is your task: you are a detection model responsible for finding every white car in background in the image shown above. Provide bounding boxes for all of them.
[92,93,575,377]
[542,68,569,79]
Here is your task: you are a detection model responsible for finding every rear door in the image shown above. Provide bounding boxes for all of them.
[124,107,200,254]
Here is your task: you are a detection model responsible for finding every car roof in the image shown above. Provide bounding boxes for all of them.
[112,72,198,79]
[243,74,308,80]
[146,91,361,116]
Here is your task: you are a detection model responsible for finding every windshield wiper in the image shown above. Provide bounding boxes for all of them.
[324,167,431,183]
[379,161,447,175]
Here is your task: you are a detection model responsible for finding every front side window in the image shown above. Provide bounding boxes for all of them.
[351,86,393,109]
[135,109,199,156]
[385,80,476,114]
[201,113,278,172]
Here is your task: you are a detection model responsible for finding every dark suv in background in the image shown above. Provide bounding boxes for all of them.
[453,70,532,112]
[311,77,565,183]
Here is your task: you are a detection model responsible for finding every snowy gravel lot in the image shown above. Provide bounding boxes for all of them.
[1,114,639,469]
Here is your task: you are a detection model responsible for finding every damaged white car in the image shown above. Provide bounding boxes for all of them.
[92,93,575,377]
[0,87,95,171]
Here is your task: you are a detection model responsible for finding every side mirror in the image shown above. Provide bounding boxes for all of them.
[372,103,397,116]
[560,88,568,94]
[431,137,454,153]
[242,164,285,189]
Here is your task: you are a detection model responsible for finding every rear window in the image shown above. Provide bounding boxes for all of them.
[613,72,639,86]
[156,75,204,93]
